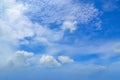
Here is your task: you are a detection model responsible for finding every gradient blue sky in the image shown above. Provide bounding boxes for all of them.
[0,0,120,80]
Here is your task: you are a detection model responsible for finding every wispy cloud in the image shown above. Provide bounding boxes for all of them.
[102,0,119,11]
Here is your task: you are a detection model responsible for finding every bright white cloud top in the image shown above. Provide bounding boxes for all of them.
[39,55,61,67]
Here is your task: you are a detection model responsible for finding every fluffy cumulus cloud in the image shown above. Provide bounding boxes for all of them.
[39,55,74,67]
[7,51,34,67]
[39,55,61,67]
[62,21,77,32]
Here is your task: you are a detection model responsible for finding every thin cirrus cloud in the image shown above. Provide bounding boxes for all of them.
[102,0,119,11]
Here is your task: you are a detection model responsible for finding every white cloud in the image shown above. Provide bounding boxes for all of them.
[8,51,34,67]
[0,0,34,41]
[39,55,61,67]
[6,4,27,22]
[62,21,77,32]
[44,41,120,59]
[0,0,100,46]
[0,0,64,45]
[102,0,119,11]
[33,24,64,45]
[58,56,74,64]
[25,0,99,24]
[113,42,120,53]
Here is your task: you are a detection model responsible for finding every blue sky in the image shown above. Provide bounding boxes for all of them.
[0,0,120,80]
